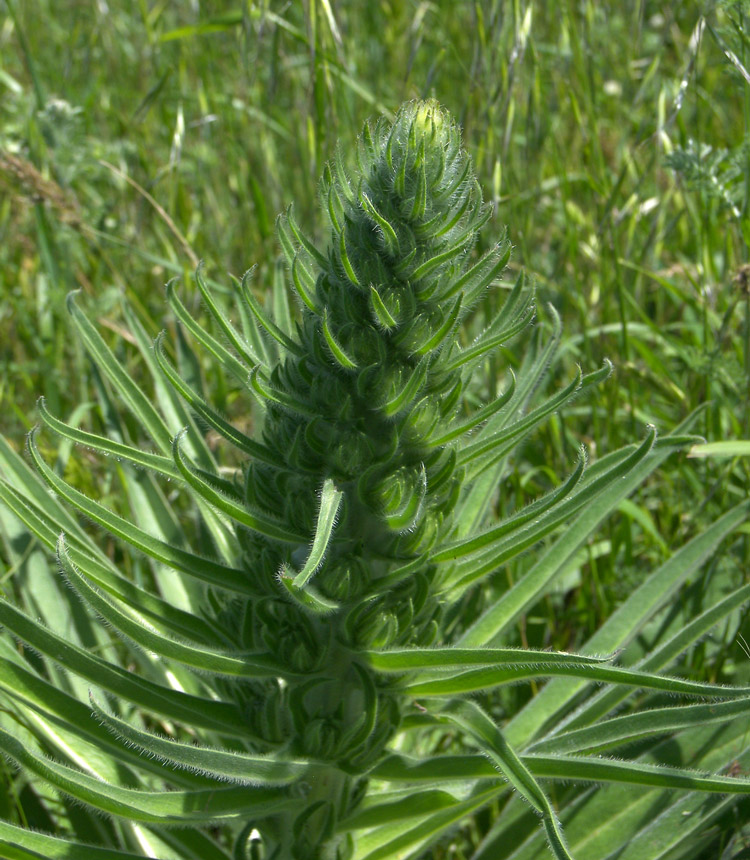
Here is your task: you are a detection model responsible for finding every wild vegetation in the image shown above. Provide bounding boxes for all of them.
[1,2,750,859]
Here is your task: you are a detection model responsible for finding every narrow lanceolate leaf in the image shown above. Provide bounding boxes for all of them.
[431,451,585,563]
[527,697,750,755]
[441,304,535,372]
[285,204,328,267]
[327,182,344,233]
[0,599,247,734]
[0,727,297,824]
[410,152,427,219]
[0,840,50,860]
[0,821,149,860]
[119,299,217,465]
[457,363,609,467]
[249,366,319,417]
[457,428,666,639]
[322,310,358,369]
[524,752,750,794]
[339,224,361,286]
[27,429,256,595]
[437,701,572,860]
[166,280,256,384]
[543,581,750,743]
[417,186,472,239]
[443,431,656,593]
[0,435,83,536]
[236,269,305,356]
[383,356,430,417]
[441,240,511,300]
[286,478,344,587]
[354,787,503,860]
[401,661,750,699]
[91,697,312,786]
[153,333,278,465]
[337,789,464,832]
[291,250,319,312]
[371,753,498,783]
[0,479,226,644]
[38,396,180,479]
[504,500,750,747]
[360,189,400,255]
[413,293,462,356]
[172,430,305,543]
[369,284,399,330]
[0,656,225,781]
[58,537,289,678]
[410,241,465,282]
[427,373,515,446]
[194,263,263,366]
[362,646,611,672]
[67,292,173,453]
[277,576,340,615]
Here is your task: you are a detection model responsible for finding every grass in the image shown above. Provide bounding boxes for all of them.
[1,0,750,856]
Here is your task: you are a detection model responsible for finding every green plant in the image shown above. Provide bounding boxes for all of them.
[1,98,750,860]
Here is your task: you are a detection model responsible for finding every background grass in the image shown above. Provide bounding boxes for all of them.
[1,0,750,856]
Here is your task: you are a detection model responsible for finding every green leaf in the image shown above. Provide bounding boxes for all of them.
[353,786,501,860]
[0,479,225,644]
[371,753,498,783]
[235,268,305,357]
[363,645,611,672]
[249,366,319,418]
[427,371,516,446]
[277,576,341,615]
[91,697,312,786]
[441,302,535,372]
[524,752,750,794]
[38,395,180,480]
[339,223,362,286]
[504,500,750,747]
[0,821,149,860]
[322,309,359,369]
[27,428,255,596]
[687,440,750,458]
[285,204,328,268]
[194,263,263,366]
[527,697,750,755]
[172,429,305,543]
[402,659,750,699]
[360,188,400,256]
[457,362,609,468]
[368,284,399,330]
[431,450,585,564]
[437,701,572,860]
[444,429,657,593]
[456,431,691,646]
[283,478,344,587]
[153,332,279,465]
[0,726,297,824]
[166,280,256,384]
[337,789,462,832]
[543,581,750,741]
[57,536,289,678]
[410,241,466,282]
[0,599,247,734]
[67,292,173,454]
[291,250,320,312]
[412,294,463,356]
[0,654,223,782]
[440,239,511,301]
[383,357,430,417]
